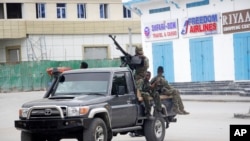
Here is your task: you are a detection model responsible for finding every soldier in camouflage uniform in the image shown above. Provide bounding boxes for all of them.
[137,71,162,117]
[134,46,149,81]
[151,66,189,115]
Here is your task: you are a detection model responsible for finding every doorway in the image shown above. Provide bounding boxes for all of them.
[189,37,215,82]
[233,32,250,80]
[152,42,174,82]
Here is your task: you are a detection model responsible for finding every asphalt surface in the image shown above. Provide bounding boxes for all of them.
[182,94,250,103]
[1,90,250,102]
[1,91,250,141]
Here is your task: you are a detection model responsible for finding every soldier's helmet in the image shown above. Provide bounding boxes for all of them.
[135,46,144,55]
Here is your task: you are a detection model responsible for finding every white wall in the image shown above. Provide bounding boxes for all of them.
[21,34,142,61]
[213,34,235,81]
[0,34,141,62]
[136,0,250,81]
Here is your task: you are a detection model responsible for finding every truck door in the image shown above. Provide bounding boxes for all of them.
[109,71,137,128]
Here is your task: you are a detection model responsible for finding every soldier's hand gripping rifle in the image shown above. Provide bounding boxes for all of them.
[108,34,142,70]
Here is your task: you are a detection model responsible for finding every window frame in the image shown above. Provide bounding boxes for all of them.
[112,72,129,95]
[36,3,46,18]
[100,3,108,19]
[77,3,86,19]
[83,45,110,60]
[6,3,22,19]
[123,6,131,18]
[57,3,66,19]
[5,46,21,63]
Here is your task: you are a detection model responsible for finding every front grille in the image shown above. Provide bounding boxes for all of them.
[29,106,67,119]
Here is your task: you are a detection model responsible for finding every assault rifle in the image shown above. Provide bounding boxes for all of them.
[108,34,142,70]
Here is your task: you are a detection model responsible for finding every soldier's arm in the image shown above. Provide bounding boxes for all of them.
[163,79,173,90]
[150,76,157,84]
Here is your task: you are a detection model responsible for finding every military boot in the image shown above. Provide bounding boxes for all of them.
[180,109,190,115]
[173,108,184,115]
[172,101,183,115]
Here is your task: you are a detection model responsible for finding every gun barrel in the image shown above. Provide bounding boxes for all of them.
[109,34,129,55]
[109,34,140,70]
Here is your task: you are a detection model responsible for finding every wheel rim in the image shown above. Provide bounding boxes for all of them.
[95,125,104,141]
[154,119,163,138]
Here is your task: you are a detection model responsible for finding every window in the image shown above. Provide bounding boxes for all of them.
[57,3,66,19]
[6,46,21,63]
[125,71,135,94]
[77,3,86,19]
[100,3,108,19]
[149,7,170,14]
[186,0,209,8]
[36,3,46,18]
[112,72,128,95]
[123,6,131,18]
[54,72,110,95]
[84,46,108,59]
[0,3,4,19]
[6,3,22,19]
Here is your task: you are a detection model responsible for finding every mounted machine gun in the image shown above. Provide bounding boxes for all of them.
[108,34,142,70]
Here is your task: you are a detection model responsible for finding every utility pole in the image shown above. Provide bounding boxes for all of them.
[128,27,132,54]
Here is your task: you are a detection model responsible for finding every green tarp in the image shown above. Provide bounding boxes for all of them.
[0,59,120,92]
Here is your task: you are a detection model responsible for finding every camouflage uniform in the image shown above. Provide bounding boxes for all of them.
[134,46,149,81]
[137,78,162,115]
[150,75,187,114]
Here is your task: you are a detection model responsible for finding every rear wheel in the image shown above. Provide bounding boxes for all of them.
[82,118,108,141]
[144,117,165,141]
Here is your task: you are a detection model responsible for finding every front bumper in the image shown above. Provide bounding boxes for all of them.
[15,118,91,133]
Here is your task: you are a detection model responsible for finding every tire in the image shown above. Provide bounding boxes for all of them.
[144,117,165,141]
[83,118,108,141]
[21,131,32,141]
[21,131,45,141]
[47,136,61,141]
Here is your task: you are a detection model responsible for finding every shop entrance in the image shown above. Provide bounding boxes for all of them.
[234,32,250,80]
[189,37,215,82]
[152,42,174,82]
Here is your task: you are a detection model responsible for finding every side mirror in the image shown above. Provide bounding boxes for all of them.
[59,75,65,82]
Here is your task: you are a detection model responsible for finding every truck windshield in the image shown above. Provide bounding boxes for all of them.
[54,72,110,96]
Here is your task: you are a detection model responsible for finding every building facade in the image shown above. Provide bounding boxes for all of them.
[0,0,141,62]
[123,0,250,82]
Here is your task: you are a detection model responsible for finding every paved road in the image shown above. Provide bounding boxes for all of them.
[0,91,250,141]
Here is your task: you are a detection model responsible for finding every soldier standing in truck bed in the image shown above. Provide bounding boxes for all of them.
[134,46,149,82]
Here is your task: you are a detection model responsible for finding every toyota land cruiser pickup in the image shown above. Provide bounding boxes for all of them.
[15,67,176,141]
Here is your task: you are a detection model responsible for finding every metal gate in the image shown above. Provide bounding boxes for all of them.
[152,42,174,82]
[234,32,250,80]
[190,37,215,82]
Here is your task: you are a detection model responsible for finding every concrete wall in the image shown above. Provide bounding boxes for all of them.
[0,34,142,62]
[133,0,250,82]
[0,0,142,62]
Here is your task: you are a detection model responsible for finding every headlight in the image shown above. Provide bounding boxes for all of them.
[19,108,29,118]
[67,106,89,117]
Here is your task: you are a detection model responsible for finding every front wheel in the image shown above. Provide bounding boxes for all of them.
[21,131,46,141]
[144,117,165,141]
[83,118,108,141]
